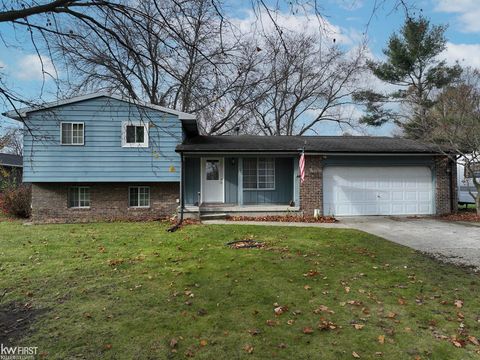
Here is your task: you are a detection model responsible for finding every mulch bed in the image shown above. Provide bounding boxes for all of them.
[439,212,480,222]
[226,215,337,223]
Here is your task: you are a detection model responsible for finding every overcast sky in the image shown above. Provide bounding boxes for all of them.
[1,0,479,135]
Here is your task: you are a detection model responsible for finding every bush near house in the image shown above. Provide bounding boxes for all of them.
[1,184,31,218]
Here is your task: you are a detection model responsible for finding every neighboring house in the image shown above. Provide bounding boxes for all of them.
[457,157,479,205]
[0,153,23,190]
[3,93,457,223]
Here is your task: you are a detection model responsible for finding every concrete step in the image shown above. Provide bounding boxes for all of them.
[200,213,228,220]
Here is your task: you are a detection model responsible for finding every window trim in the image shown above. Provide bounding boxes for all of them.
[68,186,90,209]
[243,157,276,191]
[122,121,149,148]
[60,122,84,146]
[128,186,151,208]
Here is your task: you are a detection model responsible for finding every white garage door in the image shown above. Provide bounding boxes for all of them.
[323,166,434,216]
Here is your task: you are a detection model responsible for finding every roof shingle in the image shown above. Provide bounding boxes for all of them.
[176,135,442,154]
[0,153,23,167]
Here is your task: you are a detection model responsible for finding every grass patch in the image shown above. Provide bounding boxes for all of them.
[1,220,480,359]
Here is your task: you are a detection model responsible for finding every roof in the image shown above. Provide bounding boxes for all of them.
[0,153,22,167]
[2,92,196,121]
[176,135,443,154]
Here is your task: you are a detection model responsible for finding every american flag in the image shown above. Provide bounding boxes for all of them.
[299,151,305,184]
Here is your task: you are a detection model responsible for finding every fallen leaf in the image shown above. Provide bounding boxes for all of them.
[243,344,254,354]
[287,319,295,325]
[313,305,334,314]
[303,327,314,334]
[247,328,261,336]
[169,338,178,349]
[454,300,463,308]
[353,324,364,330]
[452,340,463,348]
[278,343,287,349]
[318,320,337,331]
[398,298,407,305]
[266,319,278,326]
[345,286,350,293]
[469,336,480,346]
[386,312,397,319]
[352,351,360,358]
[304,285,312,290]
[274,306,288,315]
[378,335,385,344]
[104,344,112,350]
[200,339,208,347]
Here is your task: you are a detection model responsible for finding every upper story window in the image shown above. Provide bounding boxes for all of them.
[61,122,84,145]
[122,121,149,148]
[243,158,275,190]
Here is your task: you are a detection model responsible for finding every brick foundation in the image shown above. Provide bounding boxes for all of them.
[31,182,179,223]
[435,157,457,215]
[299,155,323,216]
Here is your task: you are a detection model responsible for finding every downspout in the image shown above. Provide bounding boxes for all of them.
[167,151,184,232]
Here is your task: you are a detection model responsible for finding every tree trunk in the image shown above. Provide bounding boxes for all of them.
[476,193,480,216]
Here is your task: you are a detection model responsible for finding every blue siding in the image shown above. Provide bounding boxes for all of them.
[23,97,182,182]
[243,157,294,205]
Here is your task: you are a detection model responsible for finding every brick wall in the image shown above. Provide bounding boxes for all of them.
[435,157,457,215]
[31,182,179,223]
[299,155,323,216]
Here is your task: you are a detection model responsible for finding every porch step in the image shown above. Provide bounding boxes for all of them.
[200,213,228,220]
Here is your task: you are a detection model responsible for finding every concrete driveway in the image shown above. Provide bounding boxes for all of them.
[340,217,480,270]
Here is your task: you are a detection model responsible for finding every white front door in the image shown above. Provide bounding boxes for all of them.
[323,166,434,216]
[202,158,224,203]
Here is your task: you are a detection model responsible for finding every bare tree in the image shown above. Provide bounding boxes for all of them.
[426,69,480,214]
[248,31,365,135]
[0,128,23,155]
[0,0,411,134]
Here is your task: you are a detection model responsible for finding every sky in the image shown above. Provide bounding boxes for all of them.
[1,0,480,135]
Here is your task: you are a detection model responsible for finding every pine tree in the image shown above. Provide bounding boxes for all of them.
[354,16,462,139]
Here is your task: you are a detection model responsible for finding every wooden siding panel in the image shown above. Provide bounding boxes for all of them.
[23,97,182,182]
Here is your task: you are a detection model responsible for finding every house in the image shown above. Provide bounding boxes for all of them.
[457,156,479,205]
[3,93,457,223]
[0,153,23,190]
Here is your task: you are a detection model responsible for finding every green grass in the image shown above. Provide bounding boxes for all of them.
[1,220,480,359]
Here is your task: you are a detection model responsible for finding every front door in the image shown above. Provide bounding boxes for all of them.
[203,158,224,203]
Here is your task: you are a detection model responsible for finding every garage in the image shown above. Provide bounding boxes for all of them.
[323,166,434,216]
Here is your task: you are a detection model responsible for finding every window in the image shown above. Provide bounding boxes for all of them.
[68,187,90,208]
[129,186,150,208]
[122,121,148,147]
[243,158,275,190]
[465,163,480,178]
[205,160,220,180]
[61,122,84,145]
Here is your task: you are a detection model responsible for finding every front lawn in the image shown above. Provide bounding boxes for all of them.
[1,221,480,359]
